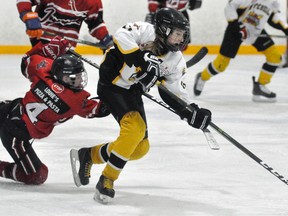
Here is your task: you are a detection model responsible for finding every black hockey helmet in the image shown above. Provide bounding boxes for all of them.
[51,54,88,91]
[154,8,190,52]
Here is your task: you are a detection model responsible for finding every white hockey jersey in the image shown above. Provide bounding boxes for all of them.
[225,0,288,44]
[111,21,193,104]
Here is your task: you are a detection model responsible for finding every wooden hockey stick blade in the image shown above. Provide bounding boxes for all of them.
[186,47,208,68]
[157,84,219,150]
[143,91,218,150]
[202,128,220,150]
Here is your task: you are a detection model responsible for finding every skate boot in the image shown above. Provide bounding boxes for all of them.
[252,76,276,103]
[0,161,10,177]
[70,148,92,187]
[94,175,115,204]
[193,72,206,96]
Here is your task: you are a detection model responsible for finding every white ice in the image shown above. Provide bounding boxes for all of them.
[0,54,288,216]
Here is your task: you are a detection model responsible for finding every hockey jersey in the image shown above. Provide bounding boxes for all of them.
[20,54,99,139]
[102,21,192,104]
[148,0,189,12]
[225,0,288,44]
[16,0,109,47]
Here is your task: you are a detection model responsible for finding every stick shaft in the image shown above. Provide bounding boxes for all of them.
[209,122,288,185]
[43,31,107,49]
[257,34,288,38]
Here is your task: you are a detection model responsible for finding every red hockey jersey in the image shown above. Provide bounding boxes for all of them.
[21,54,99,139]
[147,0,188,12]
[17,0,109,47]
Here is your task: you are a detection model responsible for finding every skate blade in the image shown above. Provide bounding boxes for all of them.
[252,95,276,103]
[70,149,82,187]
[93,190,112,204]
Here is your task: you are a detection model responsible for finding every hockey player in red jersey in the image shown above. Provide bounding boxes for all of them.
[145,0,202,50]
[0,36,109,185]
[16,0,113,48]
[145,0,202,24]
[193,0,288,103]
[70,8,212,204]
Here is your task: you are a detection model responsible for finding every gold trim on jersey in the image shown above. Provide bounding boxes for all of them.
[112,62,126,85]
[113,38,139,54]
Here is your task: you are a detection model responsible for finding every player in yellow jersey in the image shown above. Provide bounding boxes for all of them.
[70,8,212,204]
[194,0,288,102]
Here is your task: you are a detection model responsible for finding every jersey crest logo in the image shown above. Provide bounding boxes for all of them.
[52,83,64,93]
[36,60,48,70]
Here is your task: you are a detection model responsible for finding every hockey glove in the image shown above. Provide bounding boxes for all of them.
[227,20,242,40]
[41,36,70,59]
[20,12,43,40]
[133,51,161,92]
[87,98,110,118]
[95,100,110,117]
[239,23,248,40]
[99,34,113,49]
[145,12,155,24]
[180,103,211,129]
[189,0,202,10]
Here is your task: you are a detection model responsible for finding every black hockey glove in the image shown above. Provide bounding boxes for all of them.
[99,34,113,49]
[0,100,12,127]
[179,103,211,129]
[189,0,202,10]
[145,12,155,24]
[227,20,243,40]
[96,100,111,117]
[87,98,110,118]
[133,51,161,92]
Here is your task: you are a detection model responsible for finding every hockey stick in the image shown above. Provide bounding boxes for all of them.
[69,45,208,71]
[186,47,208,68]
[68,50,100,69]
[143,91,219,150]
[43,31,108,50]
[157,84,288,186]
[256,34,288,39]
[210,122,288,186]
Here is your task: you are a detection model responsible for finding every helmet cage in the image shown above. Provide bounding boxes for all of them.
[155,8,190,52]
[51,54,88,90]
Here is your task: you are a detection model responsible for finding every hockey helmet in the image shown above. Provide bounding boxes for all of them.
[154,8,190,52]
[51,54,88,91]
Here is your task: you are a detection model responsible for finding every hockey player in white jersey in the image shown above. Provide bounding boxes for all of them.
[194,0,288,102]
[70,8,212,203]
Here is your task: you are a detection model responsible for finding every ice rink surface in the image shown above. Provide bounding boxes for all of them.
[0,54,287,216]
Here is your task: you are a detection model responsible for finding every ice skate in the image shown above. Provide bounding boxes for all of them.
[70,148,92,187]
[94,175,115,204]
[0,160,10,177]
[193,72,206,96]
[252,76,276,103]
